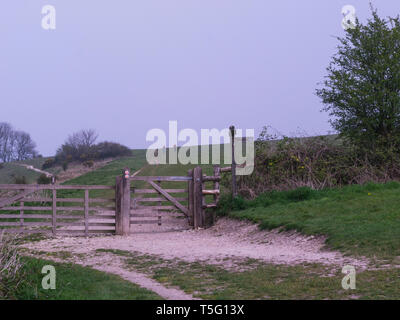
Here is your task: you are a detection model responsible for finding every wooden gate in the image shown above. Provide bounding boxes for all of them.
[0,184,115,236]
[118,166,223,232]
[129,175,191,228]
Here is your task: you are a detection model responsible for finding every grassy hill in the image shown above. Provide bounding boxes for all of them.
[222,182,400,263]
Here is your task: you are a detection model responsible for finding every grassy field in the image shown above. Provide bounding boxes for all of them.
[13,256,160,300]
[220,182,400,263]
[97,249,400,300]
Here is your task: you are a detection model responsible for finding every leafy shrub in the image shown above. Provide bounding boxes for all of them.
[62,162,68,171]
[42,158,55,170]
[94,142,132,159]
[55,140,131,165]
[37,174,52,185]
[83,160,94,168]
[227,126,400,197]
[0,232,25,299]
[13,176,27,184]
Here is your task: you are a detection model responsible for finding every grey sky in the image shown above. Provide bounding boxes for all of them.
[1,1,399,156]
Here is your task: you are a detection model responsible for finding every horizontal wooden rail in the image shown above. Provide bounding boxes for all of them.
[130,176,192,182]
[130,220,160,224]
[202,190,220,195]
[135,197,187,202]
[0,184,115,190]
[202,176,221,182]
[134,189,187,194]
[132,205,175,211]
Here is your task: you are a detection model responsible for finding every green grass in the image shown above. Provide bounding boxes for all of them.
[14,256,161,300]
[101,249,400,300]
[223,182,400,262]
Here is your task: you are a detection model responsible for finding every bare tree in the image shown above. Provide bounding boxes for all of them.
[0,123,14,162]
[0,122,38,162]
[14,131,37,161]
[66,129,98,150]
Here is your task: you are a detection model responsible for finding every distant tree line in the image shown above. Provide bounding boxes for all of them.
[43,129,132,169]
[0,122,38,163]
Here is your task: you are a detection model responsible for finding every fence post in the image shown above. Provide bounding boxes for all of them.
[213,165,221,204]
[84,189,89,236]
[187,169,194,227]
[230,125,237,198]
[193,166,204,228]
[115,168,131,235]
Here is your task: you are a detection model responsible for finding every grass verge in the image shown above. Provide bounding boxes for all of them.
[97,249,400,300]
[14,256,161,300]
[218,182,400,262]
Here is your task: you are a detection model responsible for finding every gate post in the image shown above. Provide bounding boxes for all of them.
[193,166,204,228]
[187,169,194,227]
[115,168,131,235]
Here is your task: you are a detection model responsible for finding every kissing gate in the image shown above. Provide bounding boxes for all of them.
[0,166,227,236]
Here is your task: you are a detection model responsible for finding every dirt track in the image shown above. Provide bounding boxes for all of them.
[22,217,369,299]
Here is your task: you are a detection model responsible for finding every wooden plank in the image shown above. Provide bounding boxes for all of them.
[202,176,221,182]
[89,223,116,227]
[84,189,89,236]
[188,169,194,227]
[135,197,187,202]
[203,204,217,209]
[0,184,115,190]
[20,201,24,229]
[148,181,189,216]
[52,189,56,235]
[134,189,187,194]
[56,215,83,219]
[89,215,116,219]
[202,190,220,195]
[0,214,52,219]
[220,166,232,172]
[213,166,221,204]
[0,222,52,226]
[20,198,84,203]
[0,229,52,234]
[132,205,175,211]
[0,189,37,208]
[130,220,160,224]
[193,167,203,228]
[0,206,53,211]
[130,176,192,182]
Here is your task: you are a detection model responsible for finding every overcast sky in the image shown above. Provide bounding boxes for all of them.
[1,1,400,156]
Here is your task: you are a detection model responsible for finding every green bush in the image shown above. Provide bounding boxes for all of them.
[13,176,27,184]
[62,162,68,171]
[227,126,400,197]
[83,160,94,168]
[37,174,52,185]
[42,158,55,170]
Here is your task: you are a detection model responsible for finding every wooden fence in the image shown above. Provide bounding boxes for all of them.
[0,165,229,237]
[0,184,115,236]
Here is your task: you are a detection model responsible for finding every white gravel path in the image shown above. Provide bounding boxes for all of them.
[22,217,369,299]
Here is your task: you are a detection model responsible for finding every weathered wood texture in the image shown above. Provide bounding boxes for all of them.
[0,184,116,236]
